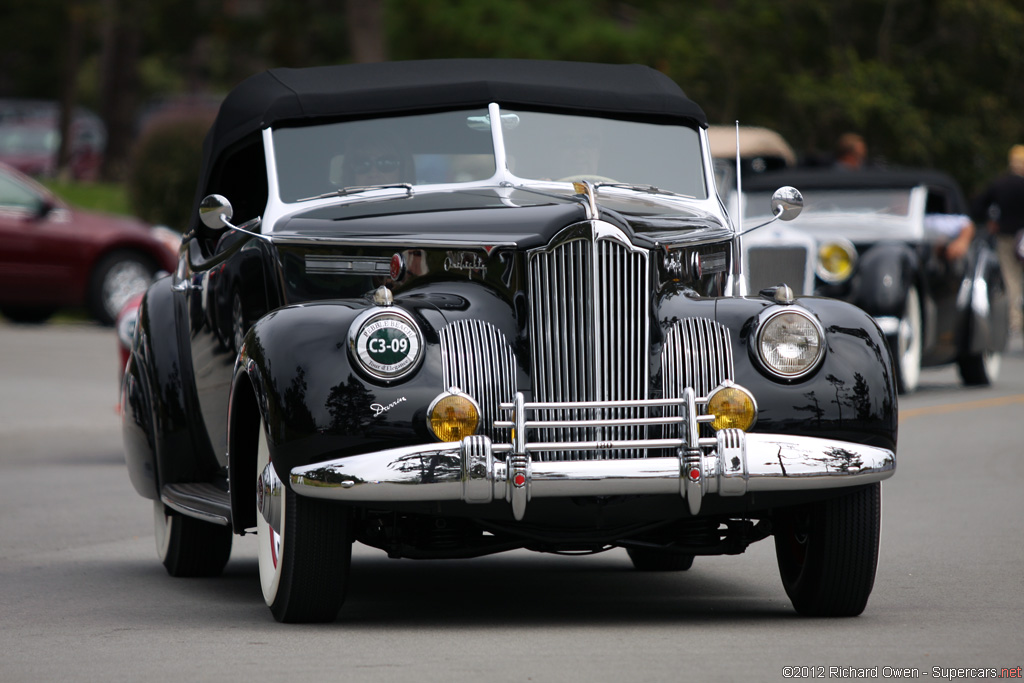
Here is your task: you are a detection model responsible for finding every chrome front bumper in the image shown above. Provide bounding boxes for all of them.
[285,391,895,521]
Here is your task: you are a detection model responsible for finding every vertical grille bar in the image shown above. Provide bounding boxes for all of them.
[439,319,517,442]
[528,228,649,461]
[662,317,735,438]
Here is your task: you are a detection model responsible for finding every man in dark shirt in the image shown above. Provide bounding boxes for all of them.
[974,144,1024,333]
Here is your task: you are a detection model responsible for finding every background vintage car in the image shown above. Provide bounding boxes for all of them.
[121,59,897,623]
[0,161,179,324]
[743,168,1008,393]
[707,126,817,297]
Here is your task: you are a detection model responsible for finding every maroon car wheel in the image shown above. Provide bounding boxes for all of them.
[89,251,157,326]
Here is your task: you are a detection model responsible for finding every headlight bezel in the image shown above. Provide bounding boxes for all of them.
[348,306,424,382]
[753,306,826,380]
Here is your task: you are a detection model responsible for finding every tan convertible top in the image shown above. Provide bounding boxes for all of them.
[707,125,796,166]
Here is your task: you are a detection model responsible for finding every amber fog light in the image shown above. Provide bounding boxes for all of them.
[428,389,480,442]
[706,383,757,432]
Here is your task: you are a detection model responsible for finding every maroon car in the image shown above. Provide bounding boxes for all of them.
[0,162,179,325]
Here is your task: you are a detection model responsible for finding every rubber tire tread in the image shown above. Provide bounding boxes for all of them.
[163,513,233,577]
[774,483,881,617]
[270,488,352,623]
[626,548,695,571]
[957,352,994,386]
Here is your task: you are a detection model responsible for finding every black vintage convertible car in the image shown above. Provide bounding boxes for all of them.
[743,168,1008,393]
[121,60,897,622]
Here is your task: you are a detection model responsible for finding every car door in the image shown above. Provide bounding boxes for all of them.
[0,171,76,305]
[184,229,273,462]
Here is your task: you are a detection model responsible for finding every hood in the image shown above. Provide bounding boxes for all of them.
[273,187,726,249]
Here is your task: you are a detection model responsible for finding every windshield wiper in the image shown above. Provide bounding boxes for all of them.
[296,183,413,203]
[593,182,695,199]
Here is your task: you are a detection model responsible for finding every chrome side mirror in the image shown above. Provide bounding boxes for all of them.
[199,194,234,230]
[771,186,803,221]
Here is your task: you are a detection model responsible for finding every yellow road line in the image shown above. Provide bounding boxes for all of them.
[899,394,1024,422]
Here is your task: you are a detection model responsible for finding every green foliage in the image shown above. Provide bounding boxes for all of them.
[5,0,1024,196]
[40,179,131,216]
[127,115,212,231]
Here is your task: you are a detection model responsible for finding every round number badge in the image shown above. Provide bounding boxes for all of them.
[354,314,421,379]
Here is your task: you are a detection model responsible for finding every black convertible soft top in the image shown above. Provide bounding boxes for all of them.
[205,59,706,159]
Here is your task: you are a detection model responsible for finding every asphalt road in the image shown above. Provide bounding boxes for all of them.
[1,321,1022,682]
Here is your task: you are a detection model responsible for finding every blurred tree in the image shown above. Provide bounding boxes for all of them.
[349,0,387,62]
[2,0,1022,195]
[97,0,142,181]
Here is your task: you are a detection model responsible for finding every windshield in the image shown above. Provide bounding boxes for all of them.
[272,106,707,203]
[747,188,913,220]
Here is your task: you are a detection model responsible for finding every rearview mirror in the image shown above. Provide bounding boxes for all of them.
[199,194,234,230]
[771,186,803,221]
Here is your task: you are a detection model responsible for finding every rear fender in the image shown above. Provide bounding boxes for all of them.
[962,244,1009,355]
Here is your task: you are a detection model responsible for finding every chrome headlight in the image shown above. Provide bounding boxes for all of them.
[816,239,857,283]
[349,307,424,381]
[756,308,825,378]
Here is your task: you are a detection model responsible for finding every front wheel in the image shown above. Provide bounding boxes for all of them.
[892,286,922,394]
[153,501,233,577]
[256,420,352,623]
[773,483,881,617]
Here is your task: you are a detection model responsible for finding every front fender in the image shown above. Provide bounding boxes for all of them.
[712,296,897,453]
[230,298,453,486]
[852,242,918,317]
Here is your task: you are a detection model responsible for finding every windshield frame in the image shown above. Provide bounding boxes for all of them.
[261,103,723,235]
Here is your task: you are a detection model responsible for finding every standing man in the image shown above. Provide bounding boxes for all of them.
[974,144,1024,335]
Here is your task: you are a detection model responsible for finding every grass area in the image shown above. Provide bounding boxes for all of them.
[40,178,132,216]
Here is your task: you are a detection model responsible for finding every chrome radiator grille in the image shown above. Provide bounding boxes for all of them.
[526,229,650,461]
[439,320,517,441]
[662,318,735,431]
[747,246,809,295]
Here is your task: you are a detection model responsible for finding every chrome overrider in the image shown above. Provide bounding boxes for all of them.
[283,387,896,523]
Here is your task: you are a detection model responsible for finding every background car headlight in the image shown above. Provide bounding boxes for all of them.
[816,239,857,283]
[428,389,480,441]
[706,383,757,431]
[349,308,423,381]
[756,309,825,378]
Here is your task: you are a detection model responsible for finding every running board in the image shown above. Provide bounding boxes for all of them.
[161,483,232,526]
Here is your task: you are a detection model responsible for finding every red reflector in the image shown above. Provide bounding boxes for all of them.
[688,468,700,481]
[513,473,526,487]
[390,253,405,280]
